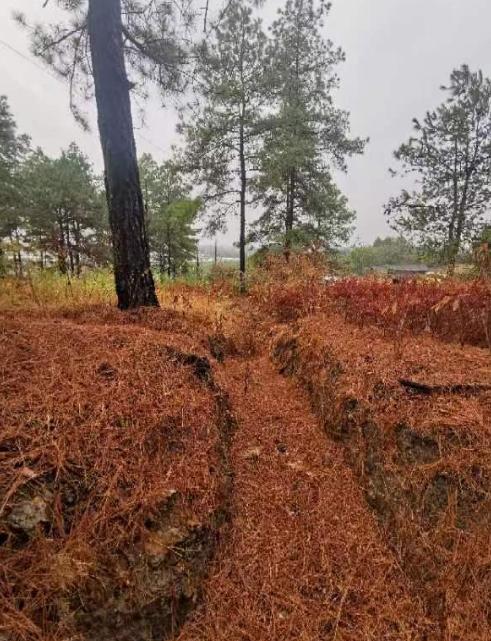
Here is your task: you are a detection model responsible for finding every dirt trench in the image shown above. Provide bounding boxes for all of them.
[270,319,491,641]
[177,354,431,640]
[73,347,239,641]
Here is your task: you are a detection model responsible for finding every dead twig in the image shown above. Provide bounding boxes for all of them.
[399,379,491,396]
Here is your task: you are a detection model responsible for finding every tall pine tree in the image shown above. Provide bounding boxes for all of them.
[179,0,267,290]
[139,154,200,277]
[0,96,30,276]
[386,66,491,272]
[250,0,365,256]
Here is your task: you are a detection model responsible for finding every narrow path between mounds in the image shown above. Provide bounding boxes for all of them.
[178,356,432,641]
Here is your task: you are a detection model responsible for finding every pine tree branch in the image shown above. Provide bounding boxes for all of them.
[202,189,240,202]
[36,25,87,56]
[122,26,157,60]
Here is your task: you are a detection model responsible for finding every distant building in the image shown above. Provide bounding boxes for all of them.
[370,264,429,279]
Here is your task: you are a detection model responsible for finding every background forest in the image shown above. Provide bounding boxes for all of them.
[1,0,490,289]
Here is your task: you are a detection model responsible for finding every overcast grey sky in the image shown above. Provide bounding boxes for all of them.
[1,0,491,246]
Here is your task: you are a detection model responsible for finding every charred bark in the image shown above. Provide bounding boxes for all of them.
[88,0,158,309]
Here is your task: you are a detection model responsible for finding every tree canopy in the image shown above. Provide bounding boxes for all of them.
[249,0,365,254]
[178,0,267,288]
[0,96,30,275]
[386,65,491,271]
[139,153,200,277]
[15,0,195,129]
[178,0,364,284]
[348,236,422,274]
[21,144,108,274]
[0,134,109,276]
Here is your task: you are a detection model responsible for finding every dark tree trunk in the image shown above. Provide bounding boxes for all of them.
[88,0,158,309]
[283,20,300,264]
[449,159,471,276]
[447,218,457,276]
[74,221,82,276]
[66,216,75,275]
[58,250,67,275]
[447,137,464,276]
[166,225,172,278]
[158,249,165,278]
[238,120,247,293]
[12,231,23,277]
[57,217,67,274]
[284,169,295,261]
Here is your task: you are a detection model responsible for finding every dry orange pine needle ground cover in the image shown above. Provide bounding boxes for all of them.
[1,261,490,641]
[0,311,233,641]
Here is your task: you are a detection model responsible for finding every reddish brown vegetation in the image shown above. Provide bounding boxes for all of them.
[329,277,491,348]
[252,254,491,348]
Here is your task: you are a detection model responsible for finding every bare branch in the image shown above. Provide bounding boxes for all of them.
[203,0,210,32]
